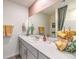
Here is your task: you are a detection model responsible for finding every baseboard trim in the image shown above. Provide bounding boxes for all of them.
[5,52,19,59]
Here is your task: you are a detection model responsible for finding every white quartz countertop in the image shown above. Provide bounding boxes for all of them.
[19,35,75,59]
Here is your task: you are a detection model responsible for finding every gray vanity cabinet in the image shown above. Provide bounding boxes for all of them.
[19,37,49,59]
[19,40,27,59]
[19,38,37,59]
[20,44,37,59]
[27,50,37,59]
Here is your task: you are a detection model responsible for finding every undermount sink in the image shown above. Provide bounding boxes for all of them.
[27,35,40,42]
[23,34,56,44]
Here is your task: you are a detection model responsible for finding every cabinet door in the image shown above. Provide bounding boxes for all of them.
[19,42,27,59]
[27,50,37,59]
[22,46,27,59]
[19,41,22,57]
[39,52,49,59]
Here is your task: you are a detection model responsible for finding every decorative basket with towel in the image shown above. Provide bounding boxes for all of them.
[3,25,13,37]
[55,27,76,53]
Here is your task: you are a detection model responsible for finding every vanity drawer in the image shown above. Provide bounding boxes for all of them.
[39,52,49,59]
[19,38,38,57]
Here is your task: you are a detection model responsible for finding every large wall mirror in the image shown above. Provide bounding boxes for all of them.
[28,0,76,37]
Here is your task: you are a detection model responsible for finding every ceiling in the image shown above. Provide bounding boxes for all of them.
[8,0,37,7]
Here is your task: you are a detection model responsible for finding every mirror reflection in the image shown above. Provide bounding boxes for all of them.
[29,6,56,37]
[27,0,76,38]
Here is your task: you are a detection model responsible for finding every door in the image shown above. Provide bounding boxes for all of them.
[19,42,27,59]
[39,52,49,59]
[27,50,37,59]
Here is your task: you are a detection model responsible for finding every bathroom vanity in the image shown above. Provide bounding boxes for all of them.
[18,35,75,59]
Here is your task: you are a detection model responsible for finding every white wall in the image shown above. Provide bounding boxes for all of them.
[64,1,76,30]
[3,0,28,59]
[29,13,50,35]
